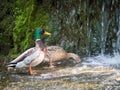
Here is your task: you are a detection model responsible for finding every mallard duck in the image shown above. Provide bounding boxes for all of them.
[8,28,51,75]
[44,46,81,68]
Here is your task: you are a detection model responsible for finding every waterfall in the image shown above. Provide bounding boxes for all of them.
[50,0,120,56]
[116,10,120,53]
[100,2,105,55]
[100,1,110,55]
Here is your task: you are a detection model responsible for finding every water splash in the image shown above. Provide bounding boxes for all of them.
[83,53,120,68]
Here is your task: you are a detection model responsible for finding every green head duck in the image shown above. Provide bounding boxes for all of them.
[34,28,51,40]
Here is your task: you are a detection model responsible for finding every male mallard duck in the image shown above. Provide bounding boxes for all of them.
[44,46,81,68]
[8,28,51,75]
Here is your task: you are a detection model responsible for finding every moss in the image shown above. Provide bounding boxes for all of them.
[12,0,49,54]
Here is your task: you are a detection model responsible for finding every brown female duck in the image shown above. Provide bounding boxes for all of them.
[44,46,81,68]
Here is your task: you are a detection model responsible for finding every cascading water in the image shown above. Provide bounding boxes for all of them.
[49,0,120,68]
[84,7,120,68]
[116,11,120,53]
[100,1,106,55]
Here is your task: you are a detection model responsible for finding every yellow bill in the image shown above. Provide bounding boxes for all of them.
[44,31,51,35]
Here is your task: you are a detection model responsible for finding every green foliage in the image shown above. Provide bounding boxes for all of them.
[13,0,49,53]
[0,0,50,55]
[13,0,34,53]
[0,0,15,55]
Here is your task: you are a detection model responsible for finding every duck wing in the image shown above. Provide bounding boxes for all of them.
[44,46,66,61]
[47,46,62,51]
[23,50,45,66]
[10,48,35,64]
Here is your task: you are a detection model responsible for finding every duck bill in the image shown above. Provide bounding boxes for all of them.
[44,31,51,36]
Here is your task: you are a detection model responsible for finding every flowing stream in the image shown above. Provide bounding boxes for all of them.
[0,54,120,90]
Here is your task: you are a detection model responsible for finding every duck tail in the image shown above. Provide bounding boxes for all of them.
[7,63,16,70]
[67,53,81,62]
[7,63,16,68]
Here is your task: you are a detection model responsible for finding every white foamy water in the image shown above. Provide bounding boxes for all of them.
[83,53,120,68]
